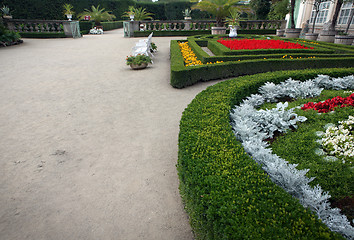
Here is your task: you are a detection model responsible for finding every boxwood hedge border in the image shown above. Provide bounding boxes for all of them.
[178,68,354,240]
[170,37,354,88]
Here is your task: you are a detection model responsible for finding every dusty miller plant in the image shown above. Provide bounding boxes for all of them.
[230,75,354,239]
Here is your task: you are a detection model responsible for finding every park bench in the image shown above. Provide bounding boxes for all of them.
[131,32,154,58]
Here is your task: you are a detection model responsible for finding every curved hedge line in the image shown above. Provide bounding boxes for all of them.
[170,36,354,88]
[178,68,354,240]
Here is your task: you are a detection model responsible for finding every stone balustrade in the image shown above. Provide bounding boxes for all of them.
[138,20,286,31]
[3,19,81,38]
[4,19,65,33]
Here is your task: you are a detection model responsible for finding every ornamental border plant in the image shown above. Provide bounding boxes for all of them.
[178,68,354,240]
[321,116,354,164]
[126,54,152,69]
[229,75,354,239]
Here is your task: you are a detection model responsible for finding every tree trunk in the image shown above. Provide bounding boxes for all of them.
[345,6,354,33]
[330,0,343,30]
[290,0,296,29]
[312,11,319,33]
[216,16,223,27]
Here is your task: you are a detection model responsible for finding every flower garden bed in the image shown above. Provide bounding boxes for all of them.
[268,93,354,225]
[178,68,354,240]
[170,35,354,88]
[217,38,314,50]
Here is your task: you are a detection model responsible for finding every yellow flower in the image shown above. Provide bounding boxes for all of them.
[178,42,224,67]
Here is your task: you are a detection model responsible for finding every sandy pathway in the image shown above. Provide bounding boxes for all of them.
[0,29,219,240]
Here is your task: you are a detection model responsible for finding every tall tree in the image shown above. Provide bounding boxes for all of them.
[250,0,271,19]
[191,0,243,27]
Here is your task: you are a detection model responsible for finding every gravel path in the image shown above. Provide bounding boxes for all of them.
[0,29,219,240]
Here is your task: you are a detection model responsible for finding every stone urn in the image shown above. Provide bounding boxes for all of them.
[334,35,354,45]
[285,28,302,38]
[305,33,319,41]
[229,26,237,38]
[276,29,285,37]
[211,26,226,35]
[2,15,12,19]
[318,31,336,43]
[66,14,72,21]
[130,63,148,70]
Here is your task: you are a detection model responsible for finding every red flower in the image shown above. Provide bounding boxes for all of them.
[217,39,314,50]
[301,93,354,113]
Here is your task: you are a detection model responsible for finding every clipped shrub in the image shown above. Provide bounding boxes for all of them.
[170,36,354,88]
[101,20,123,30]
[178,67,354,240]
[18,32,66,38]
[79,20,94,31]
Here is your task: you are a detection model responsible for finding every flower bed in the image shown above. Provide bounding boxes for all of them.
[178,41,223,66]
[178,68,354,239]
[302,94,354,113]
[217,39,314,50]
[229,75,354,238]
[321,116,354,164]
[170,36,354,88]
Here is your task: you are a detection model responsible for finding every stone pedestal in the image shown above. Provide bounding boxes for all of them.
[183,20,191,30]
[276,29,285,37]
[63,21,81,38]
[285,28,302,38]
[318,29,336,43]
[304,33,318,41]
[211,26,226,35]
[334,35,354,45]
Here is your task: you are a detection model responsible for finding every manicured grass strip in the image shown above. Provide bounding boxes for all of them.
[178,68,354,239]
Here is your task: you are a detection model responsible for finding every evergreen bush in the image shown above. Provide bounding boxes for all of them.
[170,37,354,88]
[178,68,354,239]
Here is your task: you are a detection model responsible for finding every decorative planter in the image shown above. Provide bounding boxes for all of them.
[304,33,319,41]
[285,28,302,38]
[2,15,12,19]
[211,26,226,35]
[228,26,237,38]
[66,14,72,21]
[184,17,191,20]
[130,63,148,70]
[276,29,285,37]
[334,35,354,45]
[318,30,336,43]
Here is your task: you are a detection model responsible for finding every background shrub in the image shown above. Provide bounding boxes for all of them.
[0,0,211,20]
[0,0,134,20]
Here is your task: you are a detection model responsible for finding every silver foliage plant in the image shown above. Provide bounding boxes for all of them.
[230,75,354,239]
[258,75,354,103]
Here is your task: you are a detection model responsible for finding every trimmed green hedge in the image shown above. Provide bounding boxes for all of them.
[19,32,66,38]
[101,21,123,30]
[178,68,354,240]
[170,37,354,88]
[79,21,94,32]
[79,20,122,33]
